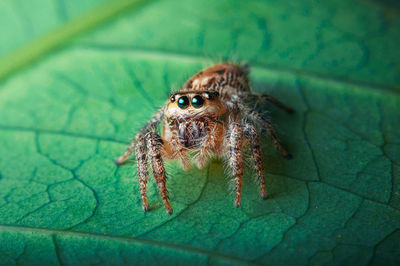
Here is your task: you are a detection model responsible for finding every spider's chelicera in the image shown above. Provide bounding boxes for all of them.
[115,63,293,214]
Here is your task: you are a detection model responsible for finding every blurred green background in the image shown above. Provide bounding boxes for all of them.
[0,0,399,265]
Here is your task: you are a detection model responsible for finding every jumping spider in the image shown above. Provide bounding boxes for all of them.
[115,63,293,215]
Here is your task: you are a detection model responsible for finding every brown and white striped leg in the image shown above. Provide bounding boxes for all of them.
[135,140,150,211]
[256,94,293,113]
[115,140,136,166]
[114,106,165,165]
[264,120,292,159]
[145,132,173,215]
[244,123,267,199]
[235,99,292,159]
[228,123,244,208]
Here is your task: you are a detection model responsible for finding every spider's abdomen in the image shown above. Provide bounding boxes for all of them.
[182,63,250,94]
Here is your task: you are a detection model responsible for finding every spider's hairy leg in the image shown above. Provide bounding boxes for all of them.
[241,91,293,114]
[135,140,150,211]
[114,140,135,166]
[145,132,173,215]
[256,93,294,113]
[228,122,244,208]
[114,107,165,165]
[243,123,267,200]
[236,98,292,159]
[264,119,292,159]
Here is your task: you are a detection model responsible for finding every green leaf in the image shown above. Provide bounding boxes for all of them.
[0,0,399,265]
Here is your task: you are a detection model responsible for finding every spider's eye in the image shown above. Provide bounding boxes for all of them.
[170,96,175,102]
[204,91,219,100]
[191,95,204,108]
[204,92,214,100]
[177,96,189,109]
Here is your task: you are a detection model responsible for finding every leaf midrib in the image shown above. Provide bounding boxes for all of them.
[0,0,151,84]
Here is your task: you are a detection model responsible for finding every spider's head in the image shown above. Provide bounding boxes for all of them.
[165,90,227,148]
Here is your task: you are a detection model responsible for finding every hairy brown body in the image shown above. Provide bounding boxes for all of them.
[115,63,292,214]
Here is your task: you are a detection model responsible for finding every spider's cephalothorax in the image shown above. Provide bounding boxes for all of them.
[115,63,293,214]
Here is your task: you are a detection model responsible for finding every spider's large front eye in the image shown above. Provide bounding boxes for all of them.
[191,95,204,108]
[177,96,189,109]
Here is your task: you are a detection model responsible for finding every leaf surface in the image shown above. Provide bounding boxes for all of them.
[0,0,399,265]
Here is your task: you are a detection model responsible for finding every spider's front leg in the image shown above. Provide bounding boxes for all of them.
[135,139,150,211]
[145,132,173,215]
[114,106,173,213]
[227,122,244,208]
